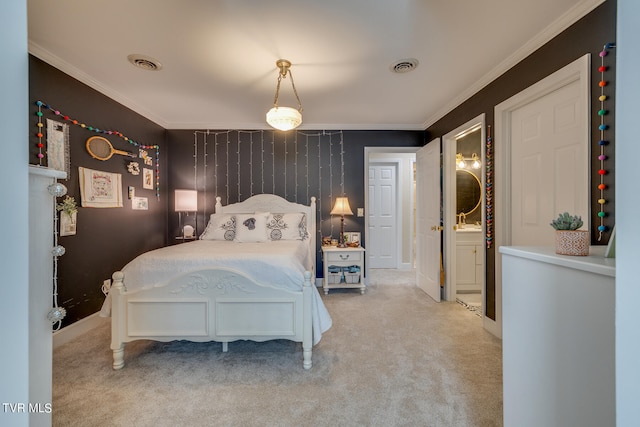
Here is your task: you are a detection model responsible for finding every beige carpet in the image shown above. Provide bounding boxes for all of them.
[52,269,502,427]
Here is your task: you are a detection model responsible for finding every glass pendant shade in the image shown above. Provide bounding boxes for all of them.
[266,106,302,131]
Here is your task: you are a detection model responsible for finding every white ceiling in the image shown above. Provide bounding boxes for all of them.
[27,0,603,131]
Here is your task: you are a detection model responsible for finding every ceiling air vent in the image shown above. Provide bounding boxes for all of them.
[127,54,163,71]
[390,58,419,74]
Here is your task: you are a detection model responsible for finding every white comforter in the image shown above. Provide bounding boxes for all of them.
[101,240,332,344]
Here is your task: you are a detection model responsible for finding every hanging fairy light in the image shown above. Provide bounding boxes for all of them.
[47,182,68,328]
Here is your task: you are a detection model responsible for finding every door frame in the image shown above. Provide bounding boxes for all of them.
[364,147,418,278]
[442,114,486,304]
[493,54,590,339]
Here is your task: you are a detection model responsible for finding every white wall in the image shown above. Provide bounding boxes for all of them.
[0,0,31,426]
[616,0,640,425]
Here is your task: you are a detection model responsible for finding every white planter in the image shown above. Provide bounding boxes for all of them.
[60,211,77,236]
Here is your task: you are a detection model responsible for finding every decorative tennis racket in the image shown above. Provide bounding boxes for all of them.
[86,136,136,161]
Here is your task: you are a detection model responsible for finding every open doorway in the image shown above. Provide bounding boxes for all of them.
[364,147,418,279]
[442,115,486,316]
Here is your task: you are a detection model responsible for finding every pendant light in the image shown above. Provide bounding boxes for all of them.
[266,59,303,131]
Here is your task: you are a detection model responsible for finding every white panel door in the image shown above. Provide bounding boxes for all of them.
[416,140,441,302]
[368,163,397,268]
[510,78,588,246]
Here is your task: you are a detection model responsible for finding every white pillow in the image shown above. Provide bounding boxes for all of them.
[266,213,308,240]
[234,213,269,243]
[200,213,236,241]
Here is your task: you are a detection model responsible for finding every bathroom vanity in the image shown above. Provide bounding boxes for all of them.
[455,227,483,292]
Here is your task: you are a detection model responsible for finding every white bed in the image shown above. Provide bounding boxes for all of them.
[104,194,331,370]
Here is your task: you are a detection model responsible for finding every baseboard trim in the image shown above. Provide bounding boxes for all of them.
[53,312,108,349]
[483,316,502,339]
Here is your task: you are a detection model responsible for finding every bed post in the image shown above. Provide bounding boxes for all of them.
[302,270,313,370]
[215,196,222,213]
[310,196,317,277]
[110,271,126,370]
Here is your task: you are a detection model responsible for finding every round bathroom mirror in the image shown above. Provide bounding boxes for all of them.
[456,169,482,215]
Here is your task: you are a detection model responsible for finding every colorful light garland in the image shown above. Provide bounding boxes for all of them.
[485,125,493,249]
[596,43,615,241]
[34,101,161,200]
[36,102,45,165]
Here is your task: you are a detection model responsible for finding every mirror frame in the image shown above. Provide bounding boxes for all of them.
[456,168,482,215]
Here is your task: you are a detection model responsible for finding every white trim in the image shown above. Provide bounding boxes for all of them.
[52,312,108,349]
[423,0,605,129]
[494,54,590,340]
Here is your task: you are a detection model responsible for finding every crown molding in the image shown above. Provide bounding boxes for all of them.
[28,41,168,129]
[422,0,606,129]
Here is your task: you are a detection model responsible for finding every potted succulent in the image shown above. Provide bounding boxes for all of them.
[550,212,589,256]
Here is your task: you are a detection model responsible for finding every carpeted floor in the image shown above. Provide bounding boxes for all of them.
[52,269,503,427]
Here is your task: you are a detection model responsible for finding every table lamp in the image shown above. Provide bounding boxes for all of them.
[331,196,353,248]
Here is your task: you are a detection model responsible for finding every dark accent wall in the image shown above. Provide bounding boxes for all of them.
[425,0,617,320]
[167,130,424,272]
[29,56,168,327]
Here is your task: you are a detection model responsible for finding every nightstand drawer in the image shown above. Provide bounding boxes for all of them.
[326,251,362,262]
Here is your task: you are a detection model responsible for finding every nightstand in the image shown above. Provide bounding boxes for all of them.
[322,246,365,295]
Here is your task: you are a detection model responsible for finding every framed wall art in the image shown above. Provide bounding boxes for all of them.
[143,168,153,190]
[78,167,123,208]
[132,196,149,210]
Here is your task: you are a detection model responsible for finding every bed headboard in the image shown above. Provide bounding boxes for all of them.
[215,194,317,273]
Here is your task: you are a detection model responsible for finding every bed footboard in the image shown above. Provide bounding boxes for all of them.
[109,269,314,370]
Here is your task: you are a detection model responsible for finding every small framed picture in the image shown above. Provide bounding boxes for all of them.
[132,196,148,210]
[345,232,361,246]
[142,168,153,190]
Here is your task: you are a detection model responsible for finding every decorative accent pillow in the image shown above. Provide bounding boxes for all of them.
[234,213,269,243]
[267,213,309,240]
[200,214,236,241]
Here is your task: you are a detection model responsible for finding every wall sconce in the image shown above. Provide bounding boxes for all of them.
[456,153,482,169]
[266,59,303,131]
[330,197,353,248]
[175,189,197,239]
[471,153,481,169]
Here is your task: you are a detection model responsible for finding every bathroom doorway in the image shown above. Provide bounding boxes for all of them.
[442,115,486,315]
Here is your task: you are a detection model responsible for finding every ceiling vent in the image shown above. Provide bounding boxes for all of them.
[127,54,163,71]
[390,58,419,73]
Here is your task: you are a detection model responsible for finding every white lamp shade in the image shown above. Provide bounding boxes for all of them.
[266,106,302,131]
[175,189,198,212]
[331,197,353,216]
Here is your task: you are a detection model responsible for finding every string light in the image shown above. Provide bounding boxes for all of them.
[192,129,344,254]
[47,182,68,329]
[35,101,161,200]
[485,125,493,249]
[35,103,45,164]
[596,43,615,241]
